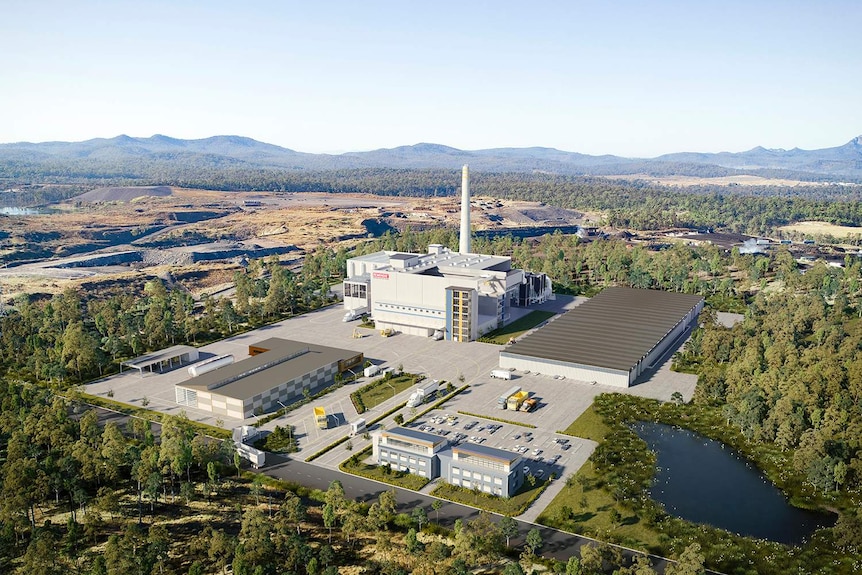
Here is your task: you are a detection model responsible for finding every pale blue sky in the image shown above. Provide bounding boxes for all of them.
[2,0,860,156]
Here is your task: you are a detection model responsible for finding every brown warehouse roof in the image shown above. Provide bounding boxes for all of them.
[503,287,703,372]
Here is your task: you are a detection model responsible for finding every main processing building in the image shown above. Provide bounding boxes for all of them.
[499,287,704,387]
[343,165,552,341]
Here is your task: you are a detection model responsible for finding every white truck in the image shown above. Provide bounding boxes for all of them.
[406,380,439,408]
[490,369,512,380]
[343,306,369,322]
[349,418,367,437]
[364,364,382,378]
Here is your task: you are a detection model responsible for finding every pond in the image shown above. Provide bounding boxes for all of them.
[0,206,45,215]
[633,421,835,545]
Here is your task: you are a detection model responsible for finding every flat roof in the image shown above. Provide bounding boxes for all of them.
[122,345,198,370]
[350,249,512,275]
[503,287,703,372]
[383,426,448,447]
[454,442,521,464]
[179,338,356,400]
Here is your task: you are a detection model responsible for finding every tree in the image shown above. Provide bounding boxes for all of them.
[665,543,705,575]
[322,503,336,543]
[432,499,443,523]
[406,527,422,553]
[411,506,427,531]
[525,527,542,555]
[502,562,525,575]
[579,544,602,575]
[565,555,581,575]
[499,516,519,547]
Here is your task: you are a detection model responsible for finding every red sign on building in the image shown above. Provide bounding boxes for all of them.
[372,272,390,279]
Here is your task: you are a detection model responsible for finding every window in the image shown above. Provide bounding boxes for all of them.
[463,470,472,479]
[494,477,503,485]
[452,467,460,475]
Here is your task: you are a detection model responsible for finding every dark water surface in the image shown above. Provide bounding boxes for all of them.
[633,422,835,545]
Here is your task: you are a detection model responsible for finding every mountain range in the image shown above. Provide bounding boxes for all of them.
[2,134,861,181]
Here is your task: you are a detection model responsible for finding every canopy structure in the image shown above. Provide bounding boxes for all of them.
[121,345,199,377]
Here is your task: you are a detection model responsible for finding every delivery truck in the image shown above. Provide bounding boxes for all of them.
[349,418,367,437]
[507,390,529,411]
[406,380,439,408]
[497,385,521,409]
[490,369,512,380]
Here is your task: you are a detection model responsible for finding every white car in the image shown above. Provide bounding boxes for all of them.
[536,469,545,478]
[532,448,542,456]
[523,466,530,474]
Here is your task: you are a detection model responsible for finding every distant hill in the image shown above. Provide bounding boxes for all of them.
[1,134,861,181]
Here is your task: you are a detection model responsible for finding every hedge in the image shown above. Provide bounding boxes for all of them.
[456,410,537,429]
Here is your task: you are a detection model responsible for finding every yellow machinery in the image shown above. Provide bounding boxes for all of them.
[314,406,328,429]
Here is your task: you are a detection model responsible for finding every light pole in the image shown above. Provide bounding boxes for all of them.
[276,400,292,443]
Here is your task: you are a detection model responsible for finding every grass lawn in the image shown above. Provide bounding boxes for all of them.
[356,374,419,411]
[479,310,556,345]
[431,476,549,517]
[537,461,661,551]
[340,448,430,491]
[559,404,611,442]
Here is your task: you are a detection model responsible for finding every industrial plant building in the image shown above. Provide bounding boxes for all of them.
[343,166,552,341]
[372,426,524,496]
[174,337,363,419]
[499,287,704,387]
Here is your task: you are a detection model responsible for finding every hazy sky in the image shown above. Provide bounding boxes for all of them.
[2,1,860,157]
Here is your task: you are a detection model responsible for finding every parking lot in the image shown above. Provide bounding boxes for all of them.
[414,411,593,484]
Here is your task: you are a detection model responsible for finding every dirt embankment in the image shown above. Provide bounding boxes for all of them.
[72,186,173,203]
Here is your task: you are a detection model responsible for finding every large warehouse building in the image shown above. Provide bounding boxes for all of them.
[343,166,551,341]
[175,338,363,419]
[499,287,704,387]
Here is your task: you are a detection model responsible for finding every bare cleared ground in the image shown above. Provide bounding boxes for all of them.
[0,187,591,301]
[778,220,862,238]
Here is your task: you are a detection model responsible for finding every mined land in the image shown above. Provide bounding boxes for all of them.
[0,186,589,302]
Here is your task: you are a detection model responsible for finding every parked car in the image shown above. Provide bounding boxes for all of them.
[523,466,530,474]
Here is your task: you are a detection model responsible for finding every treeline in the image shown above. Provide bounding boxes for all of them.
[0,253,341,385]
[353,228,800,309]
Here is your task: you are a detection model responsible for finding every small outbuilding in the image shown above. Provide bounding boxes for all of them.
[121,345,200,377]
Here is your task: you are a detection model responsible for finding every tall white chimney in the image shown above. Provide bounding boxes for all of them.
[459,164,471,254]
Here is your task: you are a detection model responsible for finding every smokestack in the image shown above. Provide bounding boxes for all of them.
[459,164,471,254]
